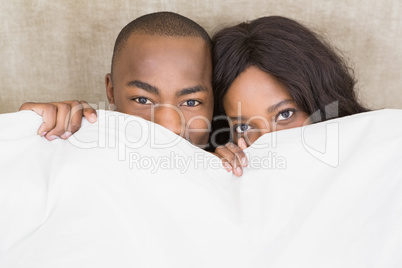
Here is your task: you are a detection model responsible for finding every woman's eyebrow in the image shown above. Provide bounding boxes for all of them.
[127,80,160,95]
[267,99,295,113]
[176,85,208,97]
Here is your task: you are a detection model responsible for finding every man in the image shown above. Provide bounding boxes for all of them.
[21,12,213,146]
[20,12,247,175]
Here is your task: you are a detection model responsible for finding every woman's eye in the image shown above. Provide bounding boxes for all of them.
[133,97,153,105]
[181,100,200,107]
[277,110,294,121]
[235,124,252,133]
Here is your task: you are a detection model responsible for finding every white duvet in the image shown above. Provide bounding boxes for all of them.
[0,109,401,268]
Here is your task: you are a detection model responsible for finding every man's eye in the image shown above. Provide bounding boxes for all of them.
[235,124,252,133]
[133,97,153,105]
[181,100,200,107]
[277,109,294,121]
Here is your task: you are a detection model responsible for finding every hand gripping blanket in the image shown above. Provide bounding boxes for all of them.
[0,109,401,268]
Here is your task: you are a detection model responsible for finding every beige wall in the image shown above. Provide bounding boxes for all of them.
[1,0,401,113]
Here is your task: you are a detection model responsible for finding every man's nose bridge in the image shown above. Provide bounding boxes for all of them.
[152,104,184,135]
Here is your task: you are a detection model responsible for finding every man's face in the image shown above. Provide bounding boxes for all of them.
[106,34,213,148]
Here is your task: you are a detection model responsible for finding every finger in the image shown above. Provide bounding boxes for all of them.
[222,159,233,172]
[215,146,243,176]
[20,102,58,137]
[38,105,59,137]
[225,142,248,167]
[80,101,97,123]
[238,137,249,150]
[19,102,34,111]
[45,103,71,141]
[226,149,243,170]
[213,147,235,171]
[210,150,231,172]
[62,101,83,138]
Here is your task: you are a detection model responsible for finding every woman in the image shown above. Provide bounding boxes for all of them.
[211,16,369,149]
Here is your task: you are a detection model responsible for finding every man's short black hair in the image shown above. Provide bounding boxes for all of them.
[111,11,211,75]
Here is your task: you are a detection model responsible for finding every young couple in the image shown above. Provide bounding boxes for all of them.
[20,12,368,176]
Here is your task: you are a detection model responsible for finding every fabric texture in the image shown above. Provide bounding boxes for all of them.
[0,109,401,267]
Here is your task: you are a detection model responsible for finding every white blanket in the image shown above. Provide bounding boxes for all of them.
[0,109,401,268]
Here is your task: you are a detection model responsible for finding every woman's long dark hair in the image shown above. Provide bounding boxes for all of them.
[210,16,369,147]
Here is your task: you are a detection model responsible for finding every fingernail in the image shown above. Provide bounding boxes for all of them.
[236,167,243,176]
[89,113,97,123]
[223,162,232,171]
[241,157,248,167]
[48,135,58,141]
[61,132,72,139]
[40,131,47,137]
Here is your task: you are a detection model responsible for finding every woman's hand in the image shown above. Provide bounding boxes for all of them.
[214,138,249,177]
[19,100,97,141]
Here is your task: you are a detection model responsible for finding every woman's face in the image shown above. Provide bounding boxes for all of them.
[223,66,310,146]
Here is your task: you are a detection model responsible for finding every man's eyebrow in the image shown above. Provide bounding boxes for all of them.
[176,85,208,97]
[126,80,160,95]
[267,99,295,113]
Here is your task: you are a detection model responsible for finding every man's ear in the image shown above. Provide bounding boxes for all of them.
[105,73,114,104]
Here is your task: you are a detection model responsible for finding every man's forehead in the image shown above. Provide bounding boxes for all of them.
[113,34,209,73]
[115,34,212,77]
[121,33,210,59]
